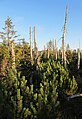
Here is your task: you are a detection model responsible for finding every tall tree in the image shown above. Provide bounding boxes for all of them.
[30,27,33,64]
[62,6,68,67]
[0,17,17,46]
[0,17,18,75]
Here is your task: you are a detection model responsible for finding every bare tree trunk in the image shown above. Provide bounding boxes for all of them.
[62,35,64,64]
[30,27,33,64]
[11,41,15,68]
[78,48,80,69]
[48,48,49,59]
[34,26,36,55]
[62,34,66,67]
[56,48,57,60]
[53,39,55,51]
[62,6,68,67]
[55,39,57,60]
[43,45,46,58]
[7,28,10,47]
[34,26,38,59]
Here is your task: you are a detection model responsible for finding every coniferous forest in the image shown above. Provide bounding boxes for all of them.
[0,14,82,119]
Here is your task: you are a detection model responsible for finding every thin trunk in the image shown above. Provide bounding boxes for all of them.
[11,42,15,68]
[48,48,49,59]
[78,48,80,69]
[30,27,33,64]
[62,5,68,67]
[34,26,38,59]
[53,39,54,51]
[62,35,64,64]
[34,26,36,53]
[55,39,57,60]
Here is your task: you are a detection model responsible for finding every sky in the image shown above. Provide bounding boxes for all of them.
[0,0,82,50]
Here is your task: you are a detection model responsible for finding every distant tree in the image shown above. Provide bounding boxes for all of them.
[66,44,70,51]
[47,40,54,51]
[0,17,17,46]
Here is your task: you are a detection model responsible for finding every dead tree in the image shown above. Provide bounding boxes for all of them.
[29,27,33,64]
[34,26,39,64]
[42,45,46,59]
[55,39,57,60]
[34,26,38,59]
[33,26,40,71]
[78,48,80,69]
[11,41,15,68]
[48,48,49,59]
[62,5,68,67]
[53,39,55,51]
[34,26,36,58]
[47,43,49,59]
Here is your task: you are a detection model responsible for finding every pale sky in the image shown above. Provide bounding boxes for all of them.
[0,0,82,50]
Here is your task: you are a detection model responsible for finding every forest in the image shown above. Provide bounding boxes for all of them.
[0,8,82,119]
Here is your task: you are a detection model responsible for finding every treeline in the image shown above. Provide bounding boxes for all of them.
[0,17,82,119]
